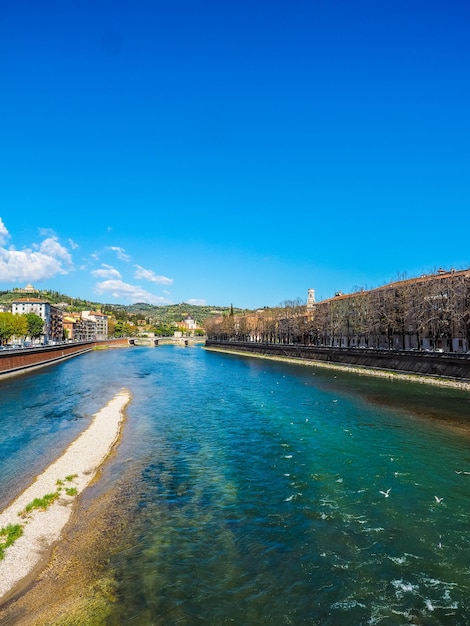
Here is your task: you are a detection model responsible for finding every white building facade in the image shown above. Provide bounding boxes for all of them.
[11,298,63,343]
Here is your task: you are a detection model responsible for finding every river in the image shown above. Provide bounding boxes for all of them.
[1,344,470,625]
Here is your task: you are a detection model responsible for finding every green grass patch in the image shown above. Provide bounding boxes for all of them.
[19,492,60,517]
[2,474,81,559]
[18,475,80,518]
[0,524,24,560]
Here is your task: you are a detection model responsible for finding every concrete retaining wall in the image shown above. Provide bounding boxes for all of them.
[0,339,129,379]
[205,341,470,381]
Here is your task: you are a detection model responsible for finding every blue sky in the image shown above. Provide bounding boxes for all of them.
[1,1,469,309]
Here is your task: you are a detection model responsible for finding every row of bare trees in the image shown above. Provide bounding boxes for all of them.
[205,271,470,353]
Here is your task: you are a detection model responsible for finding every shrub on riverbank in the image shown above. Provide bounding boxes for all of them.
[0,524,23,560]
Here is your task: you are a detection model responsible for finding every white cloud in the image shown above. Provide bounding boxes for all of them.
[106,246,131,262]
[68,238,79,250]
[187,298,207,305]
[0,218,10,246]
[0,221,74,282]
[38,237,73,264]
[134,264,173,285]
[0,246,71,282]
[39,227,56,238]
[91,264,122,279]
[94,279,171,305]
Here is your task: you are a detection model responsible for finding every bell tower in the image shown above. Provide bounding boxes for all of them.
[307,288,315,310]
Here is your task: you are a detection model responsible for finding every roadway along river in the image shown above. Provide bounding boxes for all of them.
[1,344,470,624]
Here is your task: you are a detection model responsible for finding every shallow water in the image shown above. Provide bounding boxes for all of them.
[1,345,470,624]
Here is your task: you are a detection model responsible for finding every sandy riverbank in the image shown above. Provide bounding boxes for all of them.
[0,388,131,605]
[204,346,470,390]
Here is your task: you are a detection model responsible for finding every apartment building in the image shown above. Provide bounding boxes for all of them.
[62,314,96,341]
[11,298,63,343]
[81,310,108,340]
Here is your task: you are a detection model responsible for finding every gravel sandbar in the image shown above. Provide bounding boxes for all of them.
[0,388,131,604]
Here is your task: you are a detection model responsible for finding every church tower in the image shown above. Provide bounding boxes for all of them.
[307,288,315,310]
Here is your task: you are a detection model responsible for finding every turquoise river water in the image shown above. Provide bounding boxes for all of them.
[1,344,470,625]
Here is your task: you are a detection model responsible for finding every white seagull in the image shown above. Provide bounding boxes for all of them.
[434,496,443,504]
[379,488,391,497]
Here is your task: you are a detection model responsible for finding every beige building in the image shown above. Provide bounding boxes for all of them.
[62,314,95,341]
[14,283,39,294]
[175,314,200,336]
[81,311,108,340]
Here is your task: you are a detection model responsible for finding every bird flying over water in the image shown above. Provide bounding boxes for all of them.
[379,489,391,497]
[434,496,443,503]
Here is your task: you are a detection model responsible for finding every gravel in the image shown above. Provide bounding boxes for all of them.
[0,388,131,602]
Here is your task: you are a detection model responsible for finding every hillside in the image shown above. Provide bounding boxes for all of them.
[118,302,247,324]
[0,289,104,311]
[0,290,248,325]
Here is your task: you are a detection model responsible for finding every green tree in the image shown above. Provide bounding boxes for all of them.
[153,323,179,336]
[25,313,44,340]
[0,312,15,345]
[12,314,28,341]
[113,320,135,337]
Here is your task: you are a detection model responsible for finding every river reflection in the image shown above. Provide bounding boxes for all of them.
[1,345,470,625]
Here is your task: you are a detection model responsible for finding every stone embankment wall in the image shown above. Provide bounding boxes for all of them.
[0,339,129,379]
[205,341,470,381]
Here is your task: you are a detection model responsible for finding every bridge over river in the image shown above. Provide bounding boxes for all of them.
[128,337,205,347]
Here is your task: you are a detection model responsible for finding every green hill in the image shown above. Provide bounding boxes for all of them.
[106,302,247,324]
[0,289,248,325]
